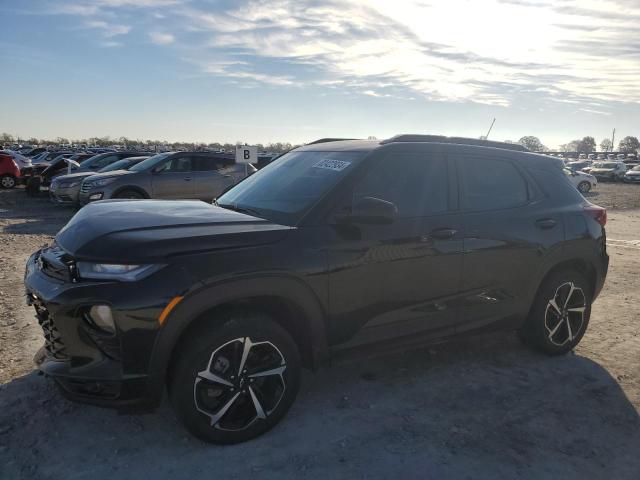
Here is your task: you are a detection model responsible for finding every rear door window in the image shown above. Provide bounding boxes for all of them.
[192,156,226,172]
[458,157,528,211]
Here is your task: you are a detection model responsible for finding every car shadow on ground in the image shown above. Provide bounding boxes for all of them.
[1,332,639,480]
[1,189,74,236]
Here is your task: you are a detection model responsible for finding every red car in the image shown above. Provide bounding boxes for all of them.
[0,153,21,188]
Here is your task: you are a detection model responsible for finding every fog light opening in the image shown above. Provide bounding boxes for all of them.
[89,193,103,200]
[85,305,116,334]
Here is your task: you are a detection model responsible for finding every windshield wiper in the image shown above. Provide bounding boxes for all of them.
[217,203,264,219]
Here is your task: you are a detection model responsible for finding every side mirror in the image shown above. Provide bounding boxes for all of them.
[336,196,398,225]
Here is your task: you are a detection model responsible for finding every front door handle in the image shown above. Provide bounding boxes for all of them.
[535,218,557,229]
[425,228,458,240]
[184,177,192,181]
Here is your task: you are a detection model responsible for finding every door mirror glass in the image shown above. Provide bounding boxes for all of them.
[345,196,398,224]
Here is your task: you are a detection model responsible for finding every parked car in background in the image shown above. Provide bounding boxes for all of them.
[78,152,247,204]
[566,160,592,173]
[0,150,32,170]
[623,165,640,183]
[25,153,93,195]
[563,167,597,193]
[23,147,47,157]
[50,156,149,205]
[589,161,627,182]
[0,153,21,188]
[25,135,609,444]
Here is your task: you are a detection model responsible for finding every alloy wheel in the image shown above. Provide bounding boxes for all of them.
[1,176,15,188]
[544,282,586,346]
[193,337,287,431]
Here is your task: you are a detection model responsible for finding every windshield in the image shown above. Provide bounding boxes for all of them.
[98,159,130,172]
[129,153,171,172]
[217,150,366,225]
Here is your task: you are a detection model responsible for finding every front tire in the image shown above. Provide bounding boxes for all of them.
[114,189,144,199]
[169,312,301,444]
[518,270,591,355]
[577,181,591,193]
[0,175,16,189]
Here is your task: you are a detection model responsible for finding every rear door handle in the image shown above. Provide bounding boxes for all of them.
[535,218,557,229]
[425,228,458,240]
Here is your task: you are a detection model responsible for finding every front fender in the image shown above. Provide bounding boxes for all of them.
[145,273,329,405]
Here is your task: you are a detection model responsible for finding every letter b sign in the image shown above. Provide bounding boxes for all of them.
[235,145,257,164]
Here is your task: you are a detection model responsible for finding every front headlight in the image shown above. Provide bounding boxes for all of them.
[76,262,164,281]
[87,177,117,188]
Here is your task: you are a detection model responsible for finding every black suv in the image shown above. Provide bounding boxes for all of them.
[24,135,609,444]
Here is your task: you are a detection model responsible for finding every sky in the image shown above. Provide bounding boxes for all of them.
[0,0,639,149]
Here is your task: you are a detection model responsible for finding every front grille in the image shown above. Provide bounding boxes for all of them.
[80,182,90,194]
[33,299,68,360]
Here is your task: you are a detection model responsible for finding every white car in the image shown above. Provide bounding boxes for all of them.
[564,167,597,193]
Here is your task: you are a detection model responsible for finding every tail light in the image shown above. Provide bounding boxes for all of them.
[584,204,607,227]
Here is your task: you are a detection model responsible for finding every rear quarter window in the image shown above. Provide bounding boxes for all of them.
[525,164,585,204]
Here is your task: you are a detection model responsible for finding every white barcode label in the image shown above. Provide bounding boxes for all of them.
[312,159,351,171]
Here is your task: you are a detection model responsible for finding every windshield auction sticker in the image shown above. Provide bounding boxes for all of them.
[312,159,351,171]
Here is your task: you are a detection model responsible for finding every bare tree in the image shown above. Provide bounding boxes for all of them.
[518,136,547,152]
[618,136,640,153]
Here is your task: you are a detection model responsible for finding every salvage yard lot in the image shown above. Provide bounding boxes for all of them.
[1,184,639,479]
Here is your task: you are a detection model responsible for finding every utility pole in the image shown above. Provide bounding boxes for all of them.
[484,118,496,139]
[611,128,616,152]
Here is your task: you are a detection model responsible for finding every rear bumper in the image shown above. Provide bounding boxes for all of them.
[593,251,609,300]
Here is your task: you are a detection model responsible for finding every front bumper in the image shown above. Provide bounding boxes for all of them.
[78,189,105,206]
[24,251,187,410]
[49,184,81,205]
[623,175,640,183]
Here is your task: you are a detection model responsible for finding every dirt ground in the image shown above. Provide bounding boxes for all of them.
[1,184,639,479]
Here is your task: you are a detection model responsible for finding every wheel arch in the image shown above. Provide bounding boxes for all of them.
[530,258,597,315]
[111,185,150,199]
[146,275,329,404]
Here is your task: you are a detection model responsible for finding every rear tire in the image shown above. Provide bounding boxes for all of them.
[114,189,144,199]
[0,175,16,189]
[169,312,301,444]
[518,270,591,355]
[577,181,591,193]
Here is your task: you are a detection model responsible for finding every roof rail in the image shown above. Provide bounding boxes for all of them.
[380,134,529,152]
[306,138,359,145]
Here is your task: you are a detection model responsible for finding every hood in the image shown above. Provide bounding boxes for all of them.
[52,171,96,183]
[56,200,293,262]
[82,169,133,182]
[626,170,640,175]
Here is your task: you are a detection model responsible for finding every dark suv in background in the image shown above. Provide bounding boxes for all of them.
[25,135,608,444]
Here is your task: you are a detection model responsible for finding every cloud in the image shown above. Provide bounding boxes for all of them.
[148,31,175,44]
[50,0,640,107]
[85,19,131,37]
